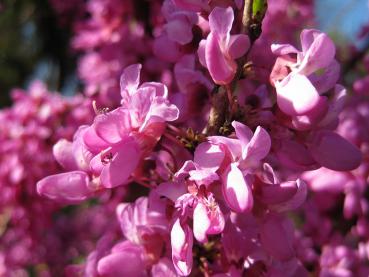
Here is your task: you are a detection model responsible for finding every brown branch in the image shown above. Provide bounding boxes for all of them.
[242,0,253,35]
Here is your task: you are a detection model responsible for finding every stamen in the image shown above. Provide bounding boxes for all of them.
[100,148,113,165]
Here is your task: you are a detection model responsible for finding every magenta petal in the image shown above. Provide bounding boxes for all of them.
[189,168,218,186]
[208,7,233,37]
[171,219,193,276]
[154,35,182,63]
[120,64,142,99]
[228,34,250,59]
[193,202,211,243]
[71,125,94,171]
[309,60,340,94]
[260,214,295,261]
[299,30,336,75]
[37,171,91,203]
[208,136,242,160]
[205,32,236,85]
[89,154,104,175]
[197,40,207,67]
[276,140,318,171]
[231,121,253,146]
[271,43,299,55]
[53,139,77,170]
[194,142,224,171]
[94,108,131,144]
[259,181,298,205]
[309,130,362,171]
[172,0,208,12]
[97,249,145,277]
[300,29,319,52]
[243,126,271,162]
[155,181,187,202]
[140,82,168,98]
[302,168,347,193]
[270,179,307,212]
[291,96,328,130]
[193,200,224,243]
[144,97,179,126]
[83,125,109,152]
[276,73,320,115]
[318,85,347,127]
[151,258,178,277]
[223,163,253,213]
[166,17,193,45]
[100,140,140,188]
[175,160,197,180]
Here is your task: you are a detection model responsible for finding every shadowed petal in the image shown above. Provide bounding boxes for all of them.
[309,130,362,171]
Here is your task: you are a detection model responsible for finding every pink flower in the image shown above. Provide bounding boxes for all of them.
[37,64,179,201]
[198,7,250,85]
[209,121,271,212]
[271,29,338,116]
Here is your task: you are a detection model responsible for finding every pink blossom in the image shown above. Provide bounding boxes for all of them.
[198,7,250,84]
[37,64,179,201]
[271,29,338,116]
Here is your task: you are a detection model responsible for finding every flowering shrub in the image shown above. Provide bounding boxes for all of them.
[0,0,369,276]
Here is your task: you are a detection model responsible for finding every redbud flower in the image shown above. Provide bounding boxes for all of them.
[198,7,250,85]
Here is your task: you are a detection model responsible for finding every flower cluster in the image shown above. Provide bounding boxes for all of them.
[0,81,94,274]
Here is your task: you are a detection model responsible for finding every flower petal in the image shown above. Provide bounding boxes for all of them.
[260,214,295,261]
[120,64,142,99]
[100,140,140,188]
[270,179,307,212]
[231,121,253,146]
[243,126,271,162]
[94,108,131,144]
[271,43,299,55]
[37,171,91,203]
[223,163,253,213]
[259,181,298,205]
[276,73,320,115]
[228,34,250,59]
[194,142,224,171]
[171,218,193,276]
[309,130,362,171]
[97,248,145,277]
[299,30,336,75]
[193,202,211,243]
[208,7,233,37]
[205,32,236,85]
[53,139,77,170]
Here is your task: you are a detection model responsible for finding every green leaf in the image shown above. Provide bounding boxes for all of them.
[252,0,268,22]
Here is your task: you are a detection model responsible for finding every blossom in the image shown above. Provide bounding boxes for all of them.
[37,64,179,202]
[271,29,338,116]
[208,121,271,212]
[198,7,250,85]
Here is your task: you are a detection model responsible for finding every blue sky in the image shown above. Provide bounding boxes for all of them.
[316,0,369,46]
